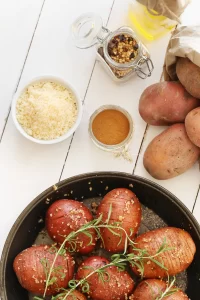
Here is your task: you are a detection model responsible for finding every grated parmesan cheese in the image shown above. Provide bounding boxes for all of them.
[16,81,78,140]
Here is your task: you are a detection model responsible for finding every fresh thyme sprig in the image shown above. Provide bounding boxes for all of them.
[51,288,79,300]
[53,249,173,300]
[35,204,173,300]
[34,276,179,300]
[41,204,130,297]
[144,276,179,300]
[56,257,128,300]
[156,277,179,300]
[41,213,104,297]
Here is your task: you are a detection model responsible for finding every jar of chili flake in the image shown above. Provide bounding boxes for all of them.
[71,13,154,82]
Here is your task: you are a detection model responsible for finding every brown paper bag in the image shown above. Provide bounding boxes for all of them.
[136,0,191,23]
[163,26,200,81]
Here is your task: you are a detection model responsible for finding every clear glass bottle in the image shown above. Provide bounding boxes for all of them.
[128,1,177,41]
[71,13,154,82]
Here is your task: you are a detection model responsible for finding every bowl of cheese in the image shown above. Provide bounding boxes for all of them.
[11,76,82,144]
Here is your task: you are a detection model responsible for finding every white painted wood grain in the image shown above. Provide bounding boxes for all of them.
[0,0,113,253]
[180,0,200,25]
[1,0,200,257]
[0,0,44,137]
[61,0,171,180]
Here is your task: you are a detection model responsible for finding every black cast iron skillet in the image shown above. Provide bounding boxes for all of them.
[1,172,200,299]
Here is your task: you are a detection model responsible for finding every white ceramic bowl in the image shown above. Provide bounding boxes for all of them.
[11,75,82,144]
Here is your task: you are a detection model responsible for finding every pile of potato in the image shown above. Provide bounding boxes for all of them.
[13,188,196,299]
[139,57,200,180]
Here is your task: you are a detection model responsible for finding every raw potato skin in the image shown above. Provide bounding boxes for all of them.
[13,245,74,296]
[143,123,200,180]
[130,227,196,278]
[97,188,141,252]
[139,81,199,125]
[176,57,200,98]
[185,107,200,147]
[129,279,189,300]
[46,199,96,254]
[76,256,134,300]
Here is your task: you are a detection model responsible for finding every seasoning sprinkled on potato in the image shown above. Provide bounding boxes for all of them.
[13,245,74,296]
[129,279,189,300]
[76,256,134,300]
[97,188,141,252]
[130,227,196,278]
[46,199,96,254]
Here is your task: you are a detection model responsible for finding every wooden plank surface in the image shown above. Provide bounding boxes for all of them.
[0,0,44,138]
[0,0,113,253]
[61,0,170,179]
[0,0,200,256]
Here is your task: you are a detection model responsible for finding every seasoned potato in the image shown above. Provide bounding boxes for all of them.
[143,123,200,179]
[129,279,189,299]
[185,107,200,147]
[76,256,134,300]
[97,188,141,252]
[130,227,196,278]
[58,290,87,300]
[13,245,74,295]
[139,81,199,125]
[176,57,200,98]
[46,199,96,254]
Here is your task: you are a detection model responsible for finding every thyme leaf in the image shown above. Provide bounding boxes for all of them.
[156,277,179,300]
[38,205,172,299]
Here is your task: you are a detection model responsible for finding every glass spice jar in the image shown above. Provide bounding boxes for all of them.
[71,13,154,82]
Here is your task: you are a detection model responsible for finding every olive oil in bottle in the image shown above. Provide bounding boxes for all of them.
[128,1,177,41]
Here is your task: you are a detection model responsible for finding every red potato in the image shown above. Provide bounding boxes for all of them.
[129,279,189,300]
[97,188,141,252]
[139,81,199,125]
[129,227,196,278]
[185,107,200,147]
[176,57,200,98]
[58,290,87,300]
[143,123,200,180]
[76,256,134,300]
[46,199,96,254]
[13,245,74,296]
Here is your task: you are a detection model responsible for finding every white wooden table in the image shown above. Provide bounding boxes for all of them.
[0,0,200,255]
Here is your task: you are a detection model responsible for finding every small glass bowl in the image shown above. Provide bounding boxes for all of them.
[88,105,133,152]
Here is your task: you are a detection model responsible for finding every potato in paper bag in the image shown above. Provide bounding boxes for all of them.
[163,26,200,82]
